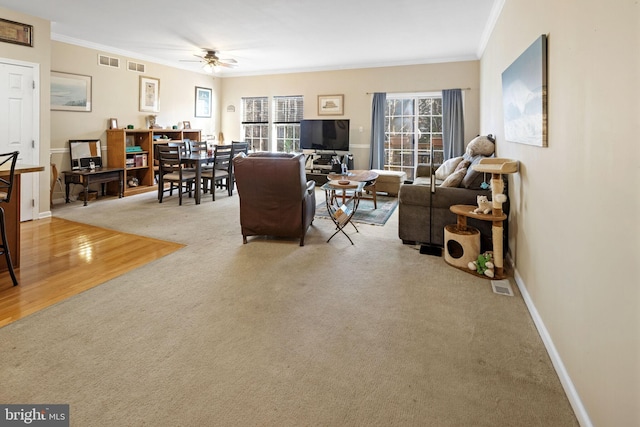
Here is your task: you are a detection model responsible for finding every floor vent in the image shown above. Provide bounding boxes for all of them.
[491,279,514,296]
[98,54,120,68]
[127,61,145,73]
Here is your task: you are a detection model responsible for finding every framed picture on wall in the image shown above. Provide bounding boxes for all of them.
[51,71,92,112]
[0,18,33,47]
[195,86,212,118]
[502,34,548,147]
[318,94,344,116]
[139,76,160,112]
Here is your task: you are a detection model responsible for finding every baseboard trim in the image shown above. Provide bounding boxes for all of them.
[513,269,593,427]
[38,210,52,220]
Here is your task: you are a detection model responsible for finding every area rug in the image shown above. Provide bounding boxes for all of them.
[315,195,398,226]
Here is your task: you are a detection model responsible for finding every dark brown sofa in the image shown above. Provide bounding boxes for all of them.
[233,152,316,246]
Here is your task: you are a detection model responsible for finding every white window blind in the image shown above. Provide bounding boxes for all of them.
[242,97,269,124]
[273,96,303,123]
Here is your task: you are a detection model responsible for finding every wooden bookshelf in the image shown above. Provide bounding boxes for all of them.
[106,128,202,196]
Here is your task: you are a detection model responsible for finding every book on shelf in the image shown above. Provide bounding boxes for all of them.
[134,154,147,167]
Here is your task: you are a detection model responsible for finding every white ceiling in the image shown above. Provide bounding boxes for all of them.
[0,0,500,76]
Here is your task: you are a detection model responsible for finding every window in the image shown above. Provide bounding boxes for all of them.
[273,96,303,153]
[241,96,303,153]
[385,93,443,180]
[241,97,269,151]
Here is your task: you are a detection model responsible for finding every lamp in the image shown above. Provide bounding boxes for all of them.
[420,133,442,256]
[202,62,214,73]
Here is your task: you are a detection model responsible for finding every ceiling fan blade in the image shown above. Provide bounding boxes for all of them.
[220,58,237,64]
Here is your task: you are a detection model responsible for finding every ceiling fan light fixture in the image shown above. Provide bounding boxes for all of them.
[202,62,214,73]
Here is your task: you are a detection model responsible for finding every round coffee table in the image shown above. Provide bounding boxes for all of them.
[327,170,379,207]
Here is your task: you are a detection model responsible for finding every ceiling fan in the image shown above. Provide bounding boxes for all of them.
[182,50,237,73]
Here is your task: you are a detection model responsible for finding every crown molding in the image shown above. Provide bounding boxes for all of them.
[477,0,506,58]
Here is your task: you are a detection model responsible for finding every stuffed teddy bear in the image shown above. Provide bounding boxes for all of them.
[468,252,495,278]
[465,135,495,157]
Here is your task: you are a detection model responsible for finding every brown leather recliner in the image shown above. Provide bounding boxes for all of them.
[233,152,316,246]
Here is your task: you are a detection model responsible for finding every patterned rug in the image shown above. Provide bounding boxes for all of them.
[315,195,398,226]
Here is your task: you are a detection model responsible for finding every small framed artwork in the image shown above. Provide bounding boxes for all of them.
[183,121,191,129]
[195,86,212,118]
[51,71,92,112]
[108,118,118,129]
[139,76,160,112]
[318,94,344,116]
[0,18,33,47]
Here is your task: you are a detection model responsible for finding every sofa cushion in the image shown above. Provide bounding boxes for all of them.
[435,156,463,180]
[441,168,467,187]
[460,155,484,189]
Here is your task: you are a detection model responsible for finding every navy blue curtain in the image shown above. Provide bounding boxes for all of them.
[369,93,386,169]
[442,89,465,160]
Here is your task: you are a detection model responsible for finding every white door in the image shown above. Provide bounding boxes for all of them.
[0,60,37,221]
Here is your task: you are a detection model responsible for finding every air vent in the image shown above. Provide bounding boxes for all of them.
[491,279,514,296]
[98,54,120,68]
[127,61,145,73]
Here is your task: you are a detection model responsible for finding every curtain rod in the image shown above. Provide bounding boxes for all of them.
[366,87,471,95]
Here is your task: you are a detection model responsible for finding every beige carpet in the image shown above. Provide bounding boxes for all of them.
[0,189,578,426]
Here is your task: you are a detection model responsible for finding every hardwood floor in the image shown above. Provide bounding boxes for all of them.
[0,217,184,327]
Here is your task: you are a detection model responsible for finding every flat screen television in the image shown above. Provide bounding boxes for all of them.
[300,119,349,151]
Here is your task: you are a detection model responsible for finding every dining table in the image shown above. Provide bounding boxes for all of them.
[181,151,215,205]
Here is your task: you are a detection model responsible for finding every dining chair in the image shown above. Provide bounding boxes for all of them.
[189,140,209,154]
[201,144,233,201]
[189,140,213,192]
[156,145,196,205]
[231,141,249,155]
[154,142,187,183]
[0,151,20,286]
[230,141,249,194]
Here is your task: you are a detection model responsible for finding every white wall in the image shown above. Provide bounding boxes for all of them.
[479,1,639,425]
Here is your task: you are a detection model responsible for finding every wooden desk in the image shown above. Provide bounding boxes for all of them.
[63,168,124,206]
[0,163,45,272]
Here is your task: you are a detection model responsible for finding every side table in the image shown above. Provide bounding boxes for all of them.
[321,180,366,244]
[327,170,379,208]
[63,168,125,206]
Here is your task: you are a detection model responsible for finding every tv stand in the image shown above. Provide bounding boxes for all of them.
[305,151,353,184]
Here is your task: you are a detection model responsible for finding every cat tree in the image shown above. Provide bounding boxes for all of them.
[445,158,519,279]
